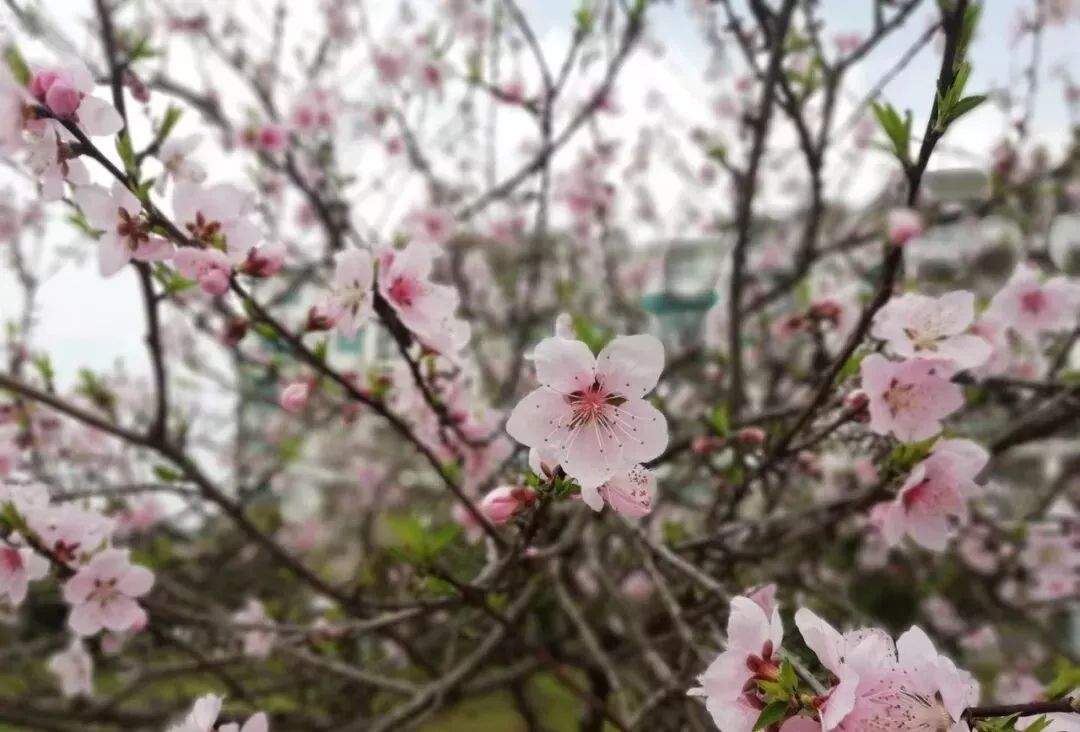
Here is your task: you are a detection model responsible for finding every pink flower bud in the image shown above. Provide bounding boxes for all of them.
[619,569,654,600]
[479,485,534,525]
[809,298,842,325]
[887,207,923,247]
[199,268,230,296]
[30,70,61,99]
[222,318,248,346]
[257,124,288,153]
[796,450,821,477]
[736,427,766,448]
[279,381,311,413]
[692,435,726,455]
[306,305,335,332]
[240,245,285,278]
[45,83,82,118]
[844,389,870,421]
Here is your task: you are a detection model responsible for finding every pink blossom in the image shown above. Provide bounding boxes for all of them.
[48,638,93,698]
[415,314,471,359]
[26,124,91,200]
[416,60,445,92]
[0,424,17,475]
[279,381,311,413]
[0,541,48,605]
[373,49,409,84]
[238,244,285,278]
[871,439,987,551]
[0,480,48,514]
[619,569,654,600]
[321,248,374,337]
[452,502,483,543]
[116,496,164,535]
[833,33,863,54]
[63,548,154,636]
[405,206,455,246]
[234,598,275,659]
[994,672,1043,705]
[987,262,1080,339]
[598,464,657,517]
[29,62,123,137]
[968,315,1012,377]
[689,595,785,732]
[168,694,269,732]
[506,334,668,495]
[0,68,28,154]
[860,354,963,443]
[175,247,232,295]
[887,208,924,246]
[290,88,337,135]
[479,485,536,525]
[871,291,991,370]
[173,182,260,263]
[1020,522,1078,601]
[377,244,469,355]
[27,504,114,564]
[795,610,978,731]
[736,426,766,448]
[157,133,206,193]
[255,123,289,153]
[74,181,174,276]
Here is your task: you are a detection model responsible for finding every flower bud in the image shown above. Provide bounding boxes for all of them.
[692,435,726,455]
[45,83,82,118]
[305,305,335,332]
[479,485,535,525]
[736,427,766,448]
[279,381,311,413]
[887,207,923,247]
[239,245,285,278]
[222,318,248,346]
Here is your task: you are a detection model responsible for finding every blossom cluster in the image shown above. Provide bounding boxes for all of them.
[0,480,154,637]
[860,264,1080,553]
[691,588,980,732]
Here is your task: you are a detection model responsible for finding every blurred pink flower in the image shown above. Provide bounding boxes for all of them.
[872,291,991,370]
[63,548,154,636]
[871,439,988,551]
[860,354,963,442]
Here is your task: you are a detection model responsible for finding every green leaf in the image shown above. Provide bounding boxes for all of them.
[957,3,982,65]
[3,45,31,86]
[1021,717,1052,732]
[753,701,789,730]
[942,94,986,128]
[778,661,797,693]
[159,105,183,143]
[153,465,184,482]
[884,435,938,473]
[116,132,136,176]
[837,351,867,382]
[708,404,730,437]
[31,354,55,389]
[570,314,613,354]
[1044,658,1080,699]
[871,101,911,166]
[574,2,594,34]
